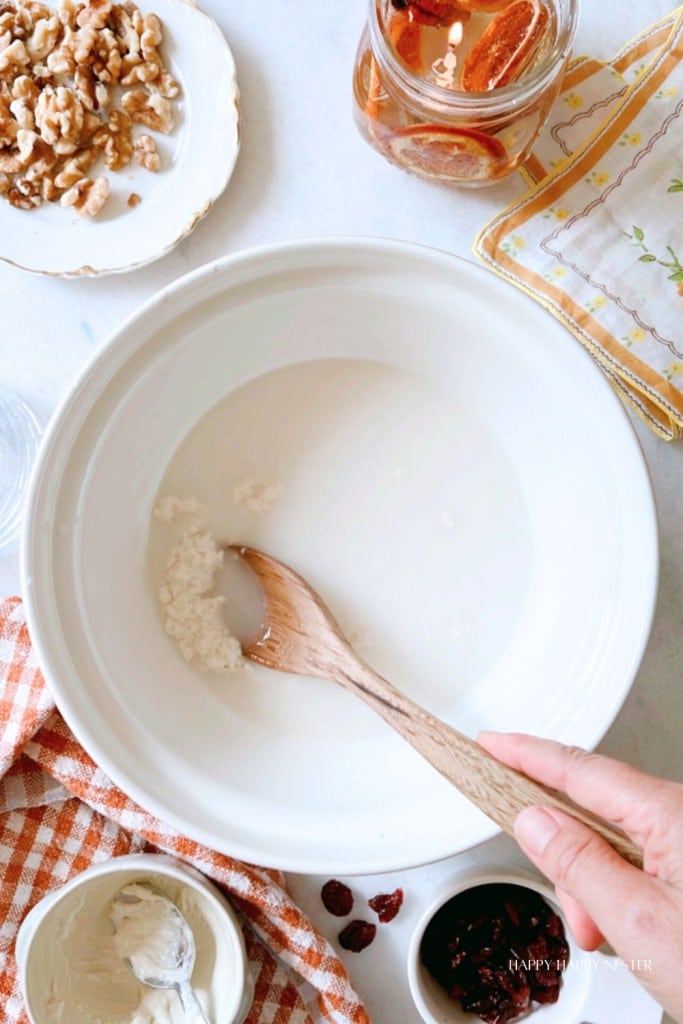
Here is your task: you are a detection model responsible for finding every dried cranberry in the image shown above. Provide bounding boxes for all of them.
[338,920,377,952]
[320,879,354,917]
[420,883,569,1024]
[368,887,404,923]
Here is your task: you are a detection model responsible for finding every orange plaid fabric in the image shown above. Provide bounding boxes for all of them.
[0,597,371,1024]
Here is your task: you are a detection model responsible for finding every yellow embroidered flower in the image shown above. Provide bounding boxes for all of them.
[565,92,583,109]
[552,267,567,278]
[668,361,683,376]
[629,328,646,343]
[511,235,526,250]
[663,86,678,98]
[627,132,642,146]
[592,296,607,310]
[594,172,609,186]
[554,208,569,221]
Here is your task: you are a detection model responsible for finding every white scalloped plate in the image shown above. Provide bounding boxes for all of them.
[23,239,658,873]
[0,0,239,277]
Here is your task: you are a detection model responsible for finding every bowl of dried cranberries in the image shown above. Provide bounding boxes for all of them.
[407,866,579,1024]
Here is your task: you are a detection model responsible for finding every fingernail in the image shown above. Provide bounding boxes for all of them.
[515,806,559,856]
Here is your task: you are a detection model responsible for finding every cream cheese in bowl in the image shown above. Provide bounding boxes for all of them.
[16,855,253,1024]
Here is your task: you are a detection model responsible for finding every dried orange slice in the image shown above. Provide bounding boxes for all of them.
[455,0,513,10]
[388,7,423,73]
[461,0,550,92]
[386,124,507,182]
[409,0,463,24]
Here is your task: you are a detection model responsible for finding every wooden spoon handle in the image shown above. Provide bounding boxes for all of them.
[342,661,643,869]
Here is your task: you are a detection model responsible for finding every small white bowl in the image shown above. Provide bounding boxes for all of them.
[16,853,254,1024]
[407,864,663,1024]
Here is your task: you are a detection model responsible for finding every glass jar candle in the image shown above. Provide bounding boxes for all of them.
[352,0,578,187]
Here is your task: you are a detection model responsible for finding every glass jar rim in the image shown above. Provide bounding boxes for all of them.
[368,0,579,115]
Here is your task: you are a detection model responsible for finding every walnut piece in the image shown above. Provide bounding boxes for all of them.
[60,171,107,214]
[7,172,41,206]
[26,12,60,60]
[0,0,180,215]
[34,82,84,152]
[121,84,171,132]
[93,105,130,168]
[132,128,156,169]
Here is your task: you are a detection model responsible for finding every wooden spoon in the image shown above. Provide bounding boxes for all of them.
[230,545,643,869]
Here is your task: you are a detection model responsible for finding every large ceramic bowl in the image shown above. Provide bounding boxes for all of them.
[22,238,658,873]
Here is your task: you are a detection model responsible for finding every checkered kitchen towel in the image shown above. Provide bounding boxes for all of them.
[0,597,371,1024]
[477,7,683,440]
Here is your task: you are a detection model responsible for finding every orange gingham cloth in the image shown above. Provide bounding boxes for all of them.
[0,596,371,1024]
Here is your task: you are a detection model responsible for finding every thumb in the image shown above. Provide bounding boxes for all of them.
[514,805,662,958]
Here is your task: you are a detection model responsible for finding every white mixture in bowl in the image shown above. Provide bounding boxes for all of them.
[26,872,237,1024]
[154,496,243,673]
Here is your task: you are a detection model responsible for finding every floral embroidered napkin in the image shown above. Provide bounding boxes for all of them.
[476,7,683,440]
[0,597,370,1024]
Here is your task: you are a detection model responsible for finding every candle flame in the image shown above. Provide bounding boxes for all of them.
[448,20,464,46]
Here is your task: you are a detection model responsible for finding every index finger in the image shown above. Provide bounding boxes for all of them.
[477,731,681,844]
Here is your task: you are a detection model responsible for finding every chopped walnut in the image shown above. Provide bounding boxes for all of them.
[7,172,40,206]
[34,82,84,152]
[17,125,55,170]
[11,71,39,100]
[45,31,75,73]
[76,0,111,29]
[9,94,33,126]
[39,167,56,196]
[122,84,170,131]
[132,128,155,169]
[139,11,160,58]
[109,3,139,56]
[0,149,22,172]
[0,0,180,217]
[56,0,77,29]
[26,12,59,60]
[126,188,139,206]
[0,92,18,142]
[60,171,107,214]
[53,140,94,184]
[16,123,36,159]
[73,61,109,109]
[154,67,177,98]
[89,26,121,82]
[0,37,30,74]
[24,2,53,23]
[93,104,130,168]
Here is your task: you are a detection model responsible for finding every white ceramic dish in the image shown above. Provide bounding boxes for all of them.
[0,0,239,277]
[22,238,658,873]
[407,864,663,1024]
[15,853,253,1024]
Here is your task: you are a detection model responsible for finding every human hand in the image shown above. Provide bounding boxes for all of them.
[478,731,683,1023]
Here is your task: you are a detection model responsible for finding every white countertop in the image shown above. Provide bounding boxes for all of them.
[1,2,682,1023]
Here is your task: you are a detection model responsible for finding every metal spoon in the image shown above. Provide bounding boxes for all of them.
[110,882,211,1024]
[230,545,644,869]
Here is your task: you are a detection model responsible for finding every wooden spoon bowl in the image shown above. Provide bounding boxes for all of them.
[230,545,643,869]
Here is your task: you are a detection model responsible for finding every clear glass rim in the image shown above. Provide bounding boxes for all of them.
[368,0,579,116]
[0,385,42,552]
